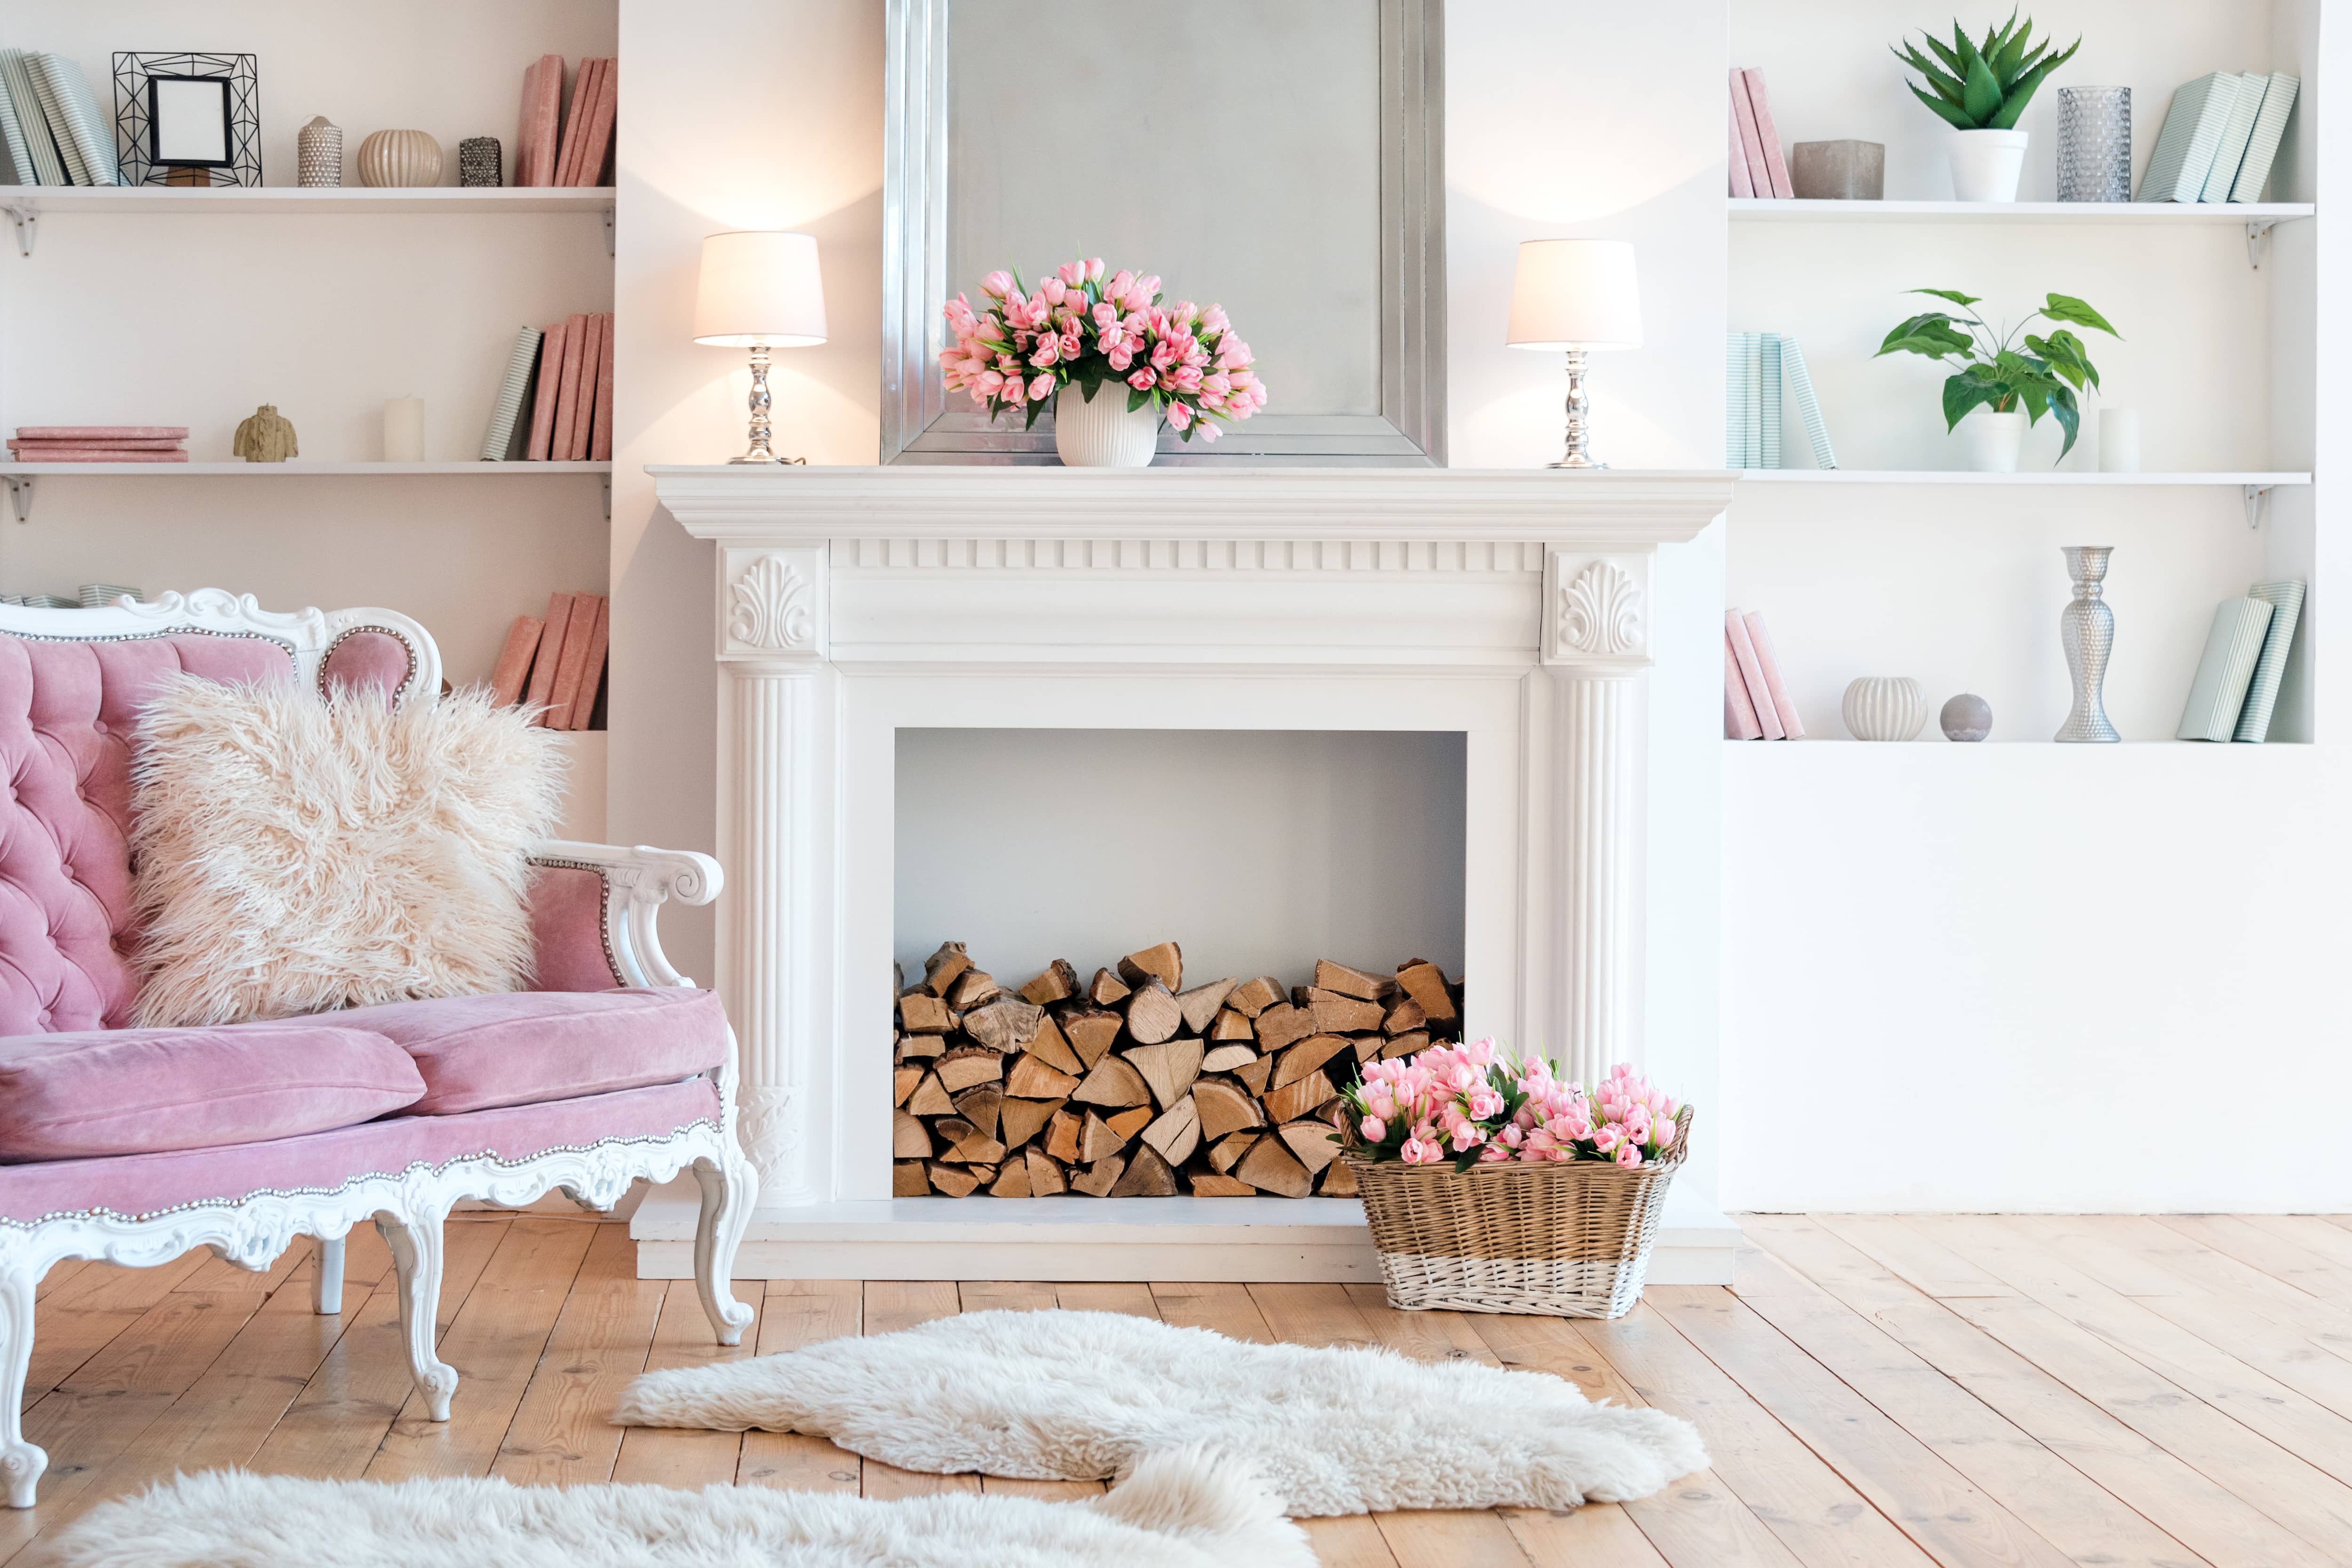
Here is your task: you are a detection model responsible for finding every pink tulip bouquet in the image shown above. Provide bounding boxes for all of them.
[1338,1041,1684,1173]
[938,258,1268,442]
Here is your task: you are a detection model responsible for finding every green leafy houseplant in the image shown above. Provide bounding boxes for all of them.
[1892,12,2081,130]
[1876,289,2120,459]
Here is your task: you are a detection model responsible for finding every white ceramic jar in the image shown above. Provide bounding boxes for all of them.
[1843,676,1929,741]
[1052,386,1161,467]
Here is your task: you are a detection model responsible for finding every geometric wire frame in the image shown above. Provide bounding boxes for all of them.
[113,53,261,188]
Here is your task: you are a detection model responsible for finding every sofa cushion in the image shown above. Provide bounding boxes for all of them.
[330,988,729,1115]
[0,1023,425,1162]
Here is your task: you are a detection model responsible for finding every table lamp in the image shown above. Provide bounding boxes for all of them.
[693,231,828,464]
[1505,239,1642,469]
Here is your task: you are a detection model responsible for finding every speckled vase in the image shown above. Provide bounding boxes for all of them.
[2057,546,2121,742]
[297,116,342,187]
[2057,87,2131,203]
[458,136,501,187]
[356,129,444,188]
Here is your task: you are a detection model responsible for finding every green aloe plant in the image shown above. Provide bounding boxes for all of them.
[1893,12,2081,130]
[1876,288,2120,459]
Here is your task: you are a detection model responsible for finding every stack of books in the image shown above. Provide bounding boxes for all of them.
[2177,580,2303,742]
[1725,333,1834,470]
[491,591,610,730]
[516,55,617,188]
[2138,72,2299,202]
[7,426,188,462]
[1727,68,1793,199]
[0,49,119,186]
[0,584,136,609]
[480,314,614,462]
[1725,609,1804,740]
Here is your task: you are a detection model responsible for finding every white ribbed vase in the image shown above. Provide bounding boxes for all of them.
[356,129,444,188]
[1843,677,1928,741]
[1052,387,1160,467]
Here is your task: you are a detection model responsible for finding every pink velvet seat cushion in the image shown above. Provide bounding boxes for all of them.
[0,1078,720,1223]
[330,987,729,1115]
[0,1023,424,1162]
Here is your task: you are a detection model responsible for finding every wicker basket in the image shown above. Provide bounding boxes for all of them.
[1347,1106,1693,1318]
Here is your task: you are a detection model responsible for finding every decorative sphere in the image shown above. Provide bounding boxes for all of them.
[1940,692,1993,741]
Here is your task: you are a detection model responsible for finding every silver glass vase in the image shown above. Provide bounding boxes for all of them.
[2057,545,2120,741]
[2057,87,2131,202]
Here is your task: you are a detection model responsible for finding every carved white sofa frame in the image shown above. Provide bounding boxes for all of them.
[0,591,756,1508]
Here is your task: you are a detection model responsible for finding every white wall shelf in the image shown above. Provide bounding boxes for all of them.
[0,461,610,475]
[0,186,613,214]
[1730,198,2314,223]
[1735,470,2310,486]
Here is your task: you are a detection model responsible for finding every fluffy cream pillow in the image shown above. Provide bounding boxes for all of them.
[128,675,566,1027]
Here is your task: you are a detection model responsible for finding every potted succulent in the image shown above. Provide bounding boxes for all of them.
[1876,287,2119,470]
[1892,13,2080,201]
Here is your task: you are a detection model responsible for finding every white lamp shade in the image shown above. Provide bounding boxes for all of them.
[1505,239,1642,350]
[693,231,829,348]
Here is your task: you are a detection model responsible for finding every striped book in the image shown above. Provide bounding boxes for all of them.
[1758,333,1783,470]
[480,326,545,461]
[2233,580,2304,741]
[1724,333,1747,468]
[0,52,34,186]
[2139,73,2242,202]
[2177,596,2274,741]
[22,53,83,184]
[1782,336,1836,469]
[2230,72,2300,202]
[2198,72,2267,202]
[1742,332,1763,470]
[0,52,63,186]
[34,55,119,186]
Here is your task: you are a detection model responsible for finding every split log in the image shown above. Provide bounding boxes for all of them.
[1121,979,1184,1046]
[1232,1056,1274,1096]
[1351,1035,1382,1065]
[1105,1106,1153,1143]
[921,941,970,996]
[1208,1130,1259,1173]
[951,1083,1002,1142]
[1140,1096,1201,1166]
[1018,959,1080,1007]
[962,998,1044,1053]
[927,1162,981,1197]
[1192,1078,1265,1142]
[1080,1110,1130,1164]
[1175,978,1238,1034]
[1044,1109,1082,1163]
[990,1160,1033,1197]
[951,1131,1008,1165]
[1277,1120,1340,1175]
[1072,1053,1152,1109]
[1189,1172,1256,1196]
[898,992,952,1034]
[1314,960,1392,1001]
[1261,1068,1336,1125]
[1125,1037,1203,1108]
[1026,1013,1083,1075]
[1227,976,1284,1017]
[1253,1003,1314,1051]
[1058,1005,1122,1068]
[933,1116,974,1148]
[999,1095,1064,1150]
[1271,1034,1353,1091]
[1116,940,1183,993]
[1382,1030,1429,1060]
[1236,1136,1312,1198]
[967,1164,1000,1186]
[893,1110,933,1160]
[1025,1146,1068,1195]
[1395,961,1458,1023]
[897,1033,943,1060]
[1208,1009,1255,1043]
[893,1066,922,1107]
[907,1072,954,1117]
[1318,1158,1359,1197]
[1200,1043,1257,1074]
[1110,1142,1177,1196]
[1309,995,1386,1034]
[1071,1155,1126,1197]
[1005,1054,1080,1100]
[1087,967,1132,1007]
[946,968,1004,1011]
[1383,996,1427,1035]
[936,1048,1003,1093]
[894,1160,930,1196]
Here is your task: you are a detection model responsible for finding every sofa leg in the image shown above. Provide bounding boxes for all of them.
[0,1266,44,1508]
[691,1152,757,1346]
[373,1214,459,1422]
[313,1235,345,1316]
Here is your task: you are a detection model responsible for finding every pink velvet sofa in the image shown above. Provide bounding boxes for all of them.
[0,591,755,1508]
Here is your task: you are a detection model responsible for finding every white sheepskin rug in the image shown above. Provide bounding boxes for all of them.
[613,1309,1707,1517]
[48,1447,1310,1568]
[129,675,564,1027]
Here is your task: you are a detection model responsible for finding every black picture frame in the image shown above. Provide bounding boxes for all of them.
[112,53,261,187]
[144,74,233,168]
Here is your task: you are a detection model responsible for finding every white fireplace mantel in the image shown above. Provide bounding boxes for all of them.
[641,464,1737,1282]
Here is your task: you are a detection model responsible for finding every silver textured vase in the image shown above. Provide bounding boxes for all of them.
[2057,87,2130,202]
[2056,545,2120,742]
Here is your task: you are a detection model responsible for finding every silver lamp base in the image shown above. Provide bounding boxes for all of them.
[729,342,805,465]
[1548,348,1606,469]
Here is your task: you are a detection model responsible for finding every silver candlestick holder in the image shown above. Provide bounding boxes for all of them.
[729,342,804,465]
[1552,350,1603,469]
[2056,545,2120,741]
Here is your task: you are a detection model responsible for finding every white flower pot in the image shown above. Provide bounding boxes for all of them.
[1947,128,2029,201]
[1964,407,2026,472]
[1843,677,1929,741]
[1052,385,1160,468]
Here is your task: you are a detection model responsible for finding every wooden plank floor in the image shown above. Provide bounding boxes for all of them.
[10,1213,2352,1566]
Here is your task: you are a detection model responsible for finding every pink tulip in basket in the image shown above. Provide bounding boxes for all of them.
[1336,1043,1692,1318]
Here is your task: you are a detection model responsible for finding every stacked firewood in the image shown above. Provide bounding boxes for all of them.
[892,940,1462,1199]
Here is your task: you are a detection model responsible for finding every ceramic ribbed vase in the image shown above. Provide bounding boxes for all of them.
[1842,677,1928,741]
[2057,545,2121,742]
[356,129,444,188]
[1052,386,1160,467]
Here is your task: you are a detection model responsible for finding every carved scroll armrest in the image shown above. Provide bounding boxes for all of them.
[526,840,722,991]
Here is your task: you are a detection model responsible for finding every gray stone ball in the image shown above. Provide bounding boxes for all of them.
[1940,693,1992,741]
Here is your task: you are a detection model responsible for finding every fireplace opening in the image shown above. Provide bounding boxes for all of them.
[891,729,1467,1199]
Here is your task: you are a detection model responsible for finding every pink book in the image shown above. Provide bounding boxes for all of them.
[1742,611,1805,738]
[10,437,183,450]
[568,58,616,186]
[1740,69,1796,199]
[529,55,565,186]
[489,614,543,707]
[1725,610,1784,740]
[16,426,188,439]
[1730,70,1774,202]
[1727,102,1755,199]
[589,312,616,461]
[543,592,602,729]
[6,448,188,462]
[524,318,568,461]
[567,596,611,730]
[523,591,574,722]
[1725,633,1765,739]
[552,58,598,188]
[549,313,590,461]
[515,57,548,187]
[565,312,602,461]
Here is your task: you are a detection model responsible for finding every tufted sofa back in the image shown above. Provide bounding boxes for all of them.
[0,625,416,1037]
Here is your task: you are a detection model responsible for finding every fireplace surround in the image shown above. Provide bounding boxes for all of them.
[637,465,1737,1281]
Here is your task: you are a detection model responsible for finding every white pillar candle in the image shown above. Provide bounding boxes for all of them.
[2098,407,2140,473]
[383,396,426,462]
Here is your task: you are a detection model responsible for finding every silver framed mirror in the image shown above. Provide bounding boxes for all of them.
[881,0,1444,465]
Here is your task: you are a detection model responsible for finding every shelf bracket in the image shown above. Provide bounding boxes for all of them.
[4,200,34,258]
[4,476,30,524]
[603,204,615,259]
[600,473,612,519]
[2244,483,2273,529]
[2246,218,2279,269]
